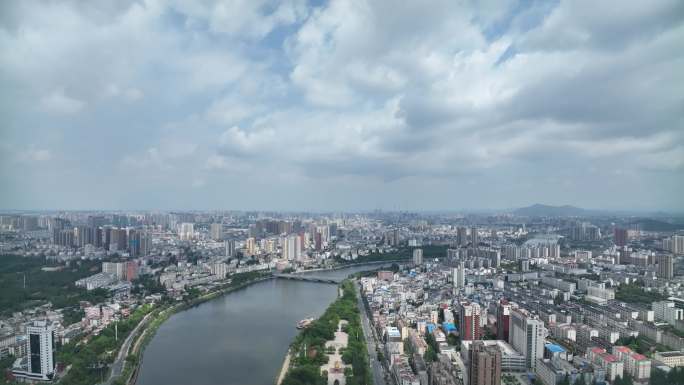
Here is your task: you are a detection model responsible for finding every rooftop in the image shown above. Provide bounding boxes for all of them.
[545,343,566,353]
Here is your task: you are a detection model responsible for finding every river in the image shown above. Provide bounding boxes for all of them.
[135,264,390,385]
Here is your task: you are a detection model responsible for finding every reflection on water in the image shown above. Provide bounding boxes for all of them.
[136,264,390,385]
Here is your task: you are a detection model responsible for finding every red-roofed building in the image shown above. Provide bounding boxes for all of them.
[590,347,604,355]
[601,354,618,363]
[612,346,651,382]
[631,353,646,361]
[614,346,631,354]
[587,347,624,381]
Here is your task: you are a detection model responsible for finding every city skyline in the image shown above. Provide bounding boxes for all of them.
[2,1,683,211]
[3,2,684,385]
[2,201,684,384]
[0,203,682,216]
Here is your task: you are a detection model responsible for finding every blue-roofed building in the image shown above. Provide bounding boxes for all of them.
[545,343,566,353]
[442,322,457,333]
[545,343,568,360]
[426,323,436,334]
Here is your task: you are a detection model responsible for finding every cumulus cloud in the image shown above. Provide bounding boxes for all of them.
[40,88,85,114]
[1,0,683,210]
[170,0,309,40]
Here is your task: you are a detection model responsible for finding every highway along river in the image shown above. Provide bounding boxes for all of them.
[135,264,388,385]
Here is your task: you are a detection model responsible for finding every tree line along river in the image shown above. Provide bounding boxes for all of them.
[135,264,388,385]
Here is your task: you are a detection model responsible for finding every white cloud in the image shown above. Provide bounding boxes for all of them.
[170,0,308,40]
[120,147,168,170]
[1,0,683,210]
[40,88,85,114]
[205,97,261,125]
[17,148,52,162]
[104,84,144,102]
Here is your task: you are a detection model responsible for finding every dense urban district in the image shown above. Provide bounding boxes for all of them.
[1,206,684,385]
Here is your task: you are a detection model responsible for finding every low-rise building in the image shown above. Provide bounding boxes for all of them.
[75,272,117,290]
[586,347,624,382]
[612,346,651,382]
[653,350,684,368]
[392,356,419,385]
[652,301,684,326]
[461,340,526,372]
[536,358,579,385]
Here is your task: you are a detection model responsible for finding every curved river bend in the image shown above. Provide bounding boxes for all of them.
[135,265,385,385]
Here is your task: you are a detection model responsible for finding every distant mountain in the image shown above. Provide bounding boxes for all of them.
[512,204,588,217]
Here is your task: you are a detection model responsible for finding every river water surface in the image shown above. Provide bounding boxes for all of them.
[135,264,387,385]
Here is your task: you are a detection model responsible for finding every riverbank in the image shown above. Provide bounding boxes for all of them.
[113,272,274,385]
[275,349,292,385]
[279,280,371,385]
[127,264,387,385]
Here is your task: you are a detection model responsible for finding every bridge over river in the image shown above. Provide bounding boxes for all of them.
[273,273,342,284]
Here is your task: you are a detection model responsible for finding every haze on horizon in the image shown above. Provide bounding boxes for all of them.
[1,1,683,212]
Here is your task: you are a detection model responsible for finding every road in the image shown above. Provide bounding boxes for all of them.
[355,281,389,385]
[453,352,468,385]
[102,311,154,385]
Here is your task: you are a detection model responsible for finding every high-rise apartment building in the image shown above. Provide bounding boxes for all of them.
[652,301,684,326]
[497,300,512,341]
[614,228,629,247]
[509,308,546,370]
[28,321,54,379]
[128,229,139,256]
[102,261,137,281]
[266,238,276,253]
[102,262,126,280]
[657,254,674,279]
[294,235,302,260]
[281,236,297,260]
[178,223,194,241]
[126,261,138,281]
[413,248,423,265]
[457,227,468,247]
[13,321,55,381]
[459,302,482,341]
[210,262,228,279]
[471,227,479,248]
[469,341,502,385]
[384,228,400,246]
[298,232,306,251]
[225,240,236,257]
[314,232,322,251]
[666,235,684,255]
[20,215,39,231]
[210,223,223,241]
[52,228,75,247]
[456,262,465,288]
[109,227,128,251]
[245,237,256,256]
[570,223,601,241]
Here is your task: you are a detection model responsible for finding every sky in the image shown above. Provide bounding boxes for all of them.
[1,0,683,212]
